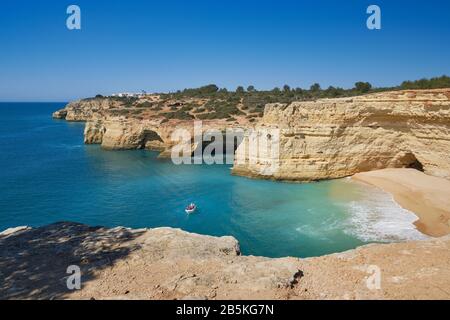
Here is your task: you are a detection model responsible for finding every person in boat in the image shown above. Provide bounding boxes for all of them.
[186,203,195,210]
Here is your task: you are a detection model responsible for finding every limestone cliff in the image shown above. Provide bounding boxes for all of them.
[83,118,243,159]
[52,99,123,121]
[54,95,254,156]
[233,89,450,181]
[54,89,450,180]
[84,119,168,151]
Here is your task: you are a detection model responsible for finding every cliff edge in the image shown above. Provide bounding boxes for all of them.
[1,222,449,300]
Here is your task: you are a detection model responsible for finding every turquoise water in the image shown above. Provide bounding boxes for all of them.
[0,103,426,257]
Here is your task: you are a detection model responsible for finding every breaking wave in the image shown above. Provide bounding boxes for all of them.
[342,184,429,242]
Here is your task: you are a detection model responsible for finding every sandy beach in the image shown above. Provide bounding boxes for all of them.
[353,168,450,237]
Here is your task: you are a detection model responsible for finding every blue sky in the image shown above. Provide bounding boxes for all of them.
[1,0,450,101]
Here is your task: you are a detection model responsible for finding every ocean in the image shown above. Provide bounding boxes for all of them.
[0,103,427,257]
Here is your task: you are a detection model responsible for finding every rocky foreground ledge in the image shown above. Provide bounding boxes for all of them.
[1,222,449,300]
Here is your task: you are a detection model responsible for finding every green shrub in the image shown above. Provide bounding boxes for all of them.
[135,101,153,108]
[400,76,450,90]
[162,110,194,120]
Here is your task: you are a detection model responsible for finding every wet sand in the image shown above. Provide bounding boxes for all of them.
[353,168,450,237]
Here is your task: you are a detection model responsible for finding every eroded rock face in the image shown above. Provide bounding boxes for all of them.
[1,222,449,300]
[52,109,67,119]
[232,89,450,181]
[84,118,245,159]
[83,120,105,144]
[52,99,123,121]
[86,119,167,151]
[53,94,258,158]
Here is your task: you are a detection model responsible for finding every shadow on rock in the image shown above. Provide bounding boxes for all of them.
[0,222,145,299]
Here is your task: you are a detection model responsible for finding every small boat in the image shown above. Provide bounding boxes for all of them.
[185,203,197,214]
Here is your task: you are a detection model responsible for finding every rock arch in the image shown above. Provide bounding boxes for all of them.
[191,130,244,157]
[140,129,165,151]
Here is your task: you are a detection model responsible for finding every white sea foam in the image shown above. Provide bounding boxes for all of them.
[295,224,331,241]
[343,186,429,242]
[295,217,341,242]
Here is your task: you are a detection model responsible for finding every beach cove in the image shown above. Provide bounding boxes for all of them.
[0,102,430,258]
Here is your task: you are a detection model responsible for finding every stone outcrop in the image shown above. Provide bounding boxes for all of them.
[1,222,449,300]
[54,97,251,157]
[52,99,123,121]
[52,109,67,119]
[83,120,106,144]
[233,89,450,181]
[84,119,167,151]
[83,118,243,159]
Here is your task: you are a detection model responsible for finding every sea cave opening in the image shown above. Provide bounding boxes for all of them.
[140,130,164,151]
[401,152,424,172]
[191,131,244,161]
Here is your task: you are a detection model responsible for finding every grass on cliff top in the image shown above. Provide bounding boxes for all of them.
[84,75,450,120]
